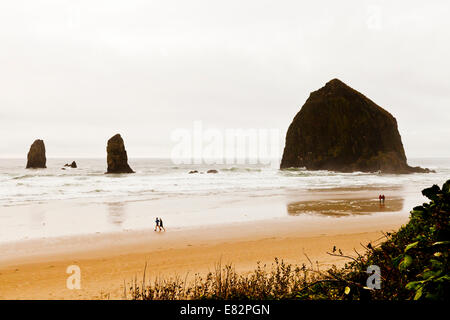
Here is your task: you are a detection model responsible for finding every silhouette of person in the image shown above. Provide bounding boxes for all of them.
[154,217,160,231]
[159,217,166,232]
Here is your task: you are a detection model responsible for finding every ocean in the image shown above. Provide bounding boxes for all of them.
[0,157,448,243]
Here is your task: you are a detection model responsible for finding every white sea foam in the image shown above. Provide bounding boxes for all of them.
[0,158,448,206]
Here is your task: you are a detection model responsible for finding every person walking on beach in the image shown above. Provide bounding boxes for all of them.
[154,217,160,231]
[159,217,166,232]
[379,194,382,203]
[382,195,386,203]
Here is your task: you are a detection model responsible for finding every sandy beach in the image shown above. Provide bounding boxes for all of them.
[0,206,409,300]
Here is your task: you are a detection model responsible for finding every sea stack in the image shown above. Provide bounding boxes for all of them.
[26,139,46,169]
[106,134,134,174]
[280,79,430,174]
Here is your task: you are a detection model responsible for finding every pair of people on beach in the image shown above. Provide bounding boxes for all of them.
[154,217,165,232]
[378,194,386,203]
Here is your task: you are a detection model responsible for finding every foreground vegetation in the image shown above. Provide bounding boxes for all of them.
[127,180,449,300]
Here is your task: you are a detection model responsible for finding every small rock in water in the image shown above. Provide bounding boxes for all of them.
[64,161,77,168]
[188,170,198,174]
[207,169,218,174]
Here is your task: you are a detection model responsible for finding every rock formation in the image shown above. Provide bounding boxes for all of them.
[280,79,431,174]
[106,134,134,174]
[26,139,46,169]
[64,161,77,168]
[207,169,218,174]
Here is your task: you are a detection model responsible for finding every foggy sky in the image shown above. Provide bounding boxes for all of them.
[1,0,449,159]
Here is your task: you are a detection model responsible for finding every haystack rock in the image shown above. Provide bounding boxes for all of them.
[26,139,46,169]
[280,79,431,174]
[106,134,134,174]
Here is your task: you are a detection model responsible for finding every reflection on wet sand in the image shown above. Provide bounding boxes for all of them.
[107,202,126,226]
[287,197,404,217]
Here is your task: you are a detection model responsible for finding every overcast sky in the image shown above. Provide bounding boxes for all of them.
[0,0,449,159]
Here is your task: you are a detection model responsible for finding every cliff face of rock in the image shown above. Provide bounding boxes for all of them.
[106,134,134,174]
[26,139,46,169]
[280,79,430,174]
